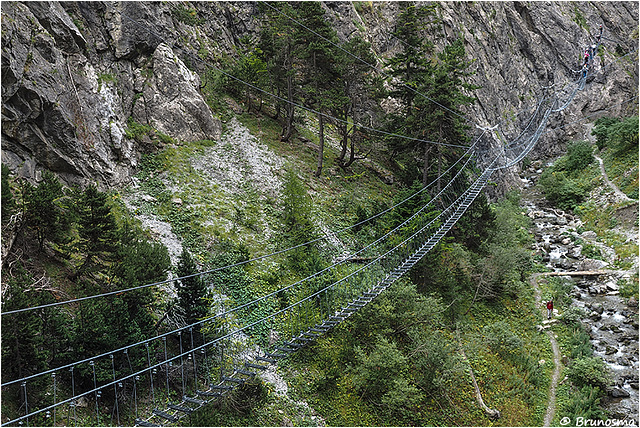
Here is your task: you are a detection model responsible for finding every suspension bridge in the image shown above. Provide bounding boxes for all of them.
[0,11,627,427]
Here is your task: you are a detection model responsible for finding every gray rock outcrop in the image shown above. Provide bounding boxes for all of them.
[132,43,221,143]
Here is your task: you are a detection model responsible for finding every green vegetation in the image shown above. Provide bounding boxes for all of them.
[572,6,587,29]
[124,117,153,141]
[5,4,637,426]
[539,140,599,211]
[97,72,117,90]
[22,170,71,250]
[175,248,210,328]
[2,163,15,223]
[250,195,547,427]
[536,275,612,426]
[171,4,204,26]
[1,172,172,424]
[565,357,612,390]
[593,116,639,199]
[619,274,639,300]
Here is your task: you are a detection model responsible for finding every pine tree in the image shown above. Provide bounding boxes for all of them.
[76,185,118,274]
[385,4,478,187]
[258,1,300,141]
[384,3,438,186]
[176,248,209,329]
[420,37,479,189]
[294,2,345,177]
[1,267,52,408]
[23,171,69,249]
[229,43,268,113]
[334,35,377,169]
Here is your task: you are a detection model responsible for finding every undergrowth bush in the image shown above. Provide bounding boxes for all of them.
[565,356,611,390]
[539,141,597,211]
[561,385,607,423]
[567,326,593,359]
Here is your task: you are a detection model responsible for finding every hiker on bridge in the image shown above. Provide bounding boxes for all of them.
[546,300,554,320]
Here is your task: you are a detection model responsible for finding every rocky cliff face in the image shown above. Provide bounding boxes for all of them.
[2,1,638,190]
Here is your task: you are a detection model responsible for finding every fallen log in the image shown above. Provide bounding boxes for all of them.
[457,330,501,421]
[539,270,607,277]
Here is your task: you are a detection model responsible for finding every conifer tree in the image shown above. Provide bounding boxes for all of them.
[385,4,478,187]
[258,2,300,141]
[334,35,377,169]
[1,267,52,407]
[384,3,438,185]
[421,37,478,189]
[23,171,69,249]
[76,185,117,274]
[176,248,209,329]
[294,2,345,177]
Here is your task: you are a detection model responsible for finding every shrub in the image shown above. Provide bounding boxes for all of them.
[124,117,152,141]
[619,275,639,300]
[565,141,594,172]
[581,242,603,260]
[1,163,14,222]
[567,326,593,359]
[565,356,611,389]
[351,335,408,400]
[609,116,639,154]
[171,5,204,26]
[539,169,589,211]
[562,385,606,422]
[483,320,523,355]
[560,306,585,328]
[592,116,639,154]
[547,276,573,309]
[592,117,619,150]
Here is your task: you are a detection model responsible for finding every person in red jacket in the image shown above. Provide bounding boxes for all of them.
[546,300,554,320]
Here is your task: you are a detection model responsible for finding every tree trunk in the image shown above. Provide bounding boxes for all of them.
[282,45,294,142]
[273,85,281,120]
[437,144,442,193]
[457,330,501,421]
[337,128,348,165]
[315,113,325,177]
[423,144,431,187]
[282,73,294,141]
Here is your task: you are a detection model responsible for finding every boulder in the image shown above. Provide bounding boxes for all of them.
[605,281,619,291]
[559,259,574,270]
[568,245,582,259]
[609,387,630,398]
